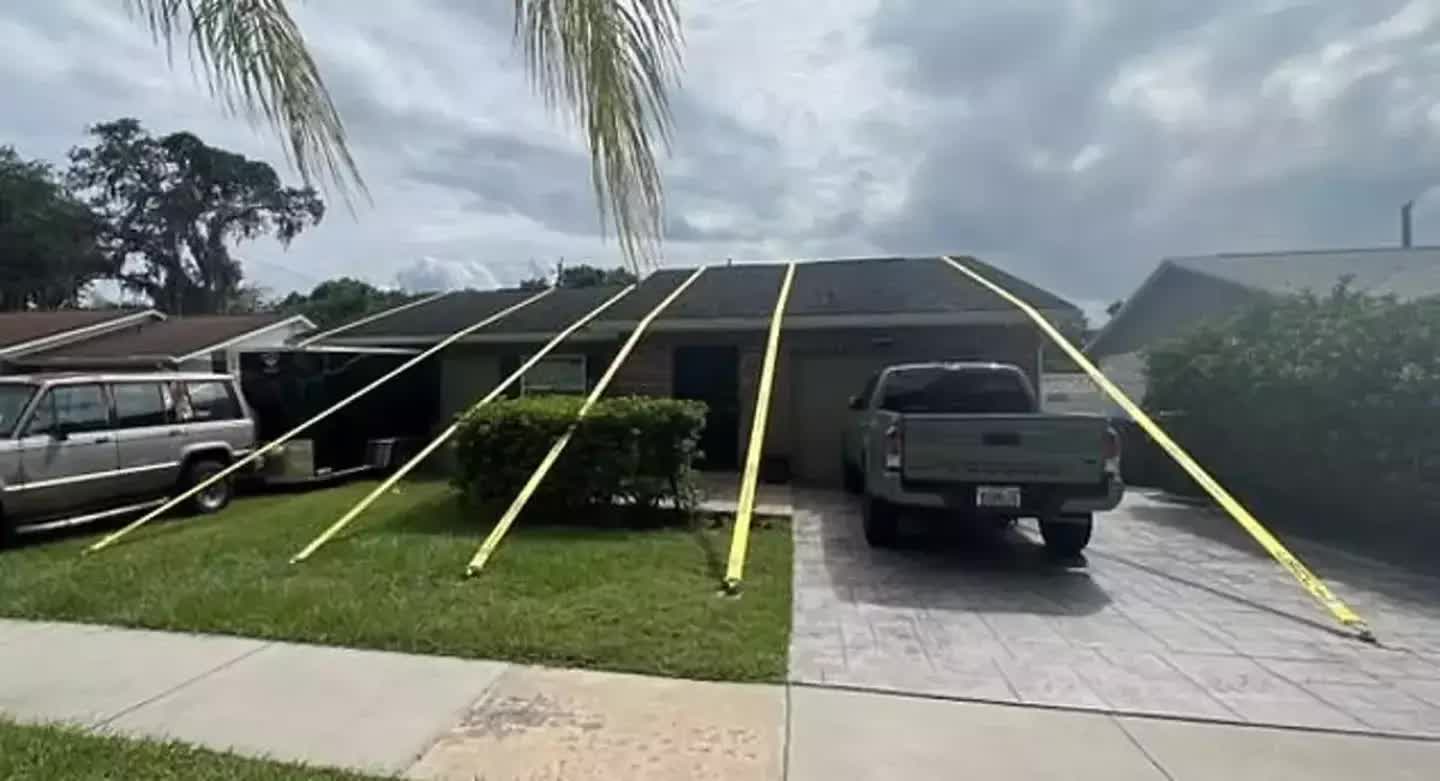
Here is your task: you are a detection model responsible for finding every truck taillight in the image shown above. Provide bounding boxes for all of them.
[883,424,903,471]
[1103,427,1121,468]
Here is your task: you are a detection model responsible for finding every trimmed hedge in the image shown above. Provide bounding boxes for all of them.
[451,394,707,514]
[1143,285,1440,550]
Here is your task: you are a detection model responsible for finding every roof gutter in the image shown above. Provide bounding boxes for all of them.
[174,315,318,362]
[0,310,165,358]
[318,308,1083,347]
[295,291,454,347]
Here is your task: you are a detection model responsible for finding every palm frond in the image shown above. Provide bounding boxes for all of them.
[515,0,683,269]
[125,0,365,203]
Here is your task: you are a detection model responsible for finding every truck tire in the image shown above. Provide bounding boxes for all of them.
[862,495,899,547]
[1040,513,1093,557]
[182,458,233,515]
[842,460,863,494]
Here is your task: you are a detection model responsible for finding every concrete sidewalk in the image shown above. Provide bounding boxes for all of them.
[2,619,1438,780]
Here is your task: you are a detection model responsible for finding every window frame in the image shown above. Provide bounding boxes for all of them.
[109,381,171,430]
[182,380,242,422]
[520,354,588,396]
[24,383,113,437]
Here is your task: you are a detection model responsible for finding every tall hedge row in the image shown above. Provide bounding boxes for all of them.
[451,394,707,514]
[1144,285,1440,543]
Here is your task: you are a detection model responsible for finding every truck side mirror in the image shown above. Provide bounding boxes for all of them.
[848,395,865,411]
[50,425,70,442]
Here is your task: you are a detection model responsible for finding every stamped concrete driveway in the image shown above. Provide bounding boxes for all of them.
[789,490,1440,738]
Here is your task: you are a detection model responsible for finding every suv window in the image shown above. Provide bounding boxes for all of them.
[184,381,240,422]
[112,383,168,428]
[27,384,111,436]
[878,368,1035,414]
[0,384,35,437]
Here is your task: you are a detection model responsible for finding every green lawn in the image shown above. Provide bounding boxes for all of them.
[0,481,791,681]
[0,720,380,780]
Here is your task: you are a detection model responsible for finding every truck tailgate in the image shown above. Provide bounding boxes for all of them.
[901,414,1106,485]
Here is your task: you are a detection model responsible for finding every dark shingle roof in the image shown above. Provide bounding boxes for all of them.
[323,255,1079,341]
[29,314,299,360]
[0,310,152,351]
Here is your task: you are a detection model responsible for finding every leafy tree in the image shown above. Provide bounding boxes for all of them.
[128,0,682,268]
[560,264,638,288]
[1144,285,1440,543]
[518,263,638,290]
[0,147,108,310]
[275,277,416,330]
[67,118,324,315]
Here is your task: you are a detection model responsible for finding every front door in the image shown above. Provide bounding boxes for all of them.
[673,346,740,470]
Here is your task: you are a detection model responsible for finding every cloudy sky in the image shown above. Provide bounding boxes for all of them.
[4,1,1439,318]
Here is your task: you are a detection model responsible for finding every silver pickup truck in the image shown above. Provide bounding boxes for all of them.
[841,362,1122,555]
[0,372,255,545]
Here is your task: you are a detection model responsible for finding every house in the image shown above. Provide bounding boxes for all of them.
[0,309,163,361]
[1,313,316,374]
[313,256,1082,486]
[1087,246,1440,416]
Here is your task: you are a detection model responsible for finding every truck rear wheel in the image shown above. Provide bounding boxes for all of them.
[862,495,899,547]
[1040,513,1092,557]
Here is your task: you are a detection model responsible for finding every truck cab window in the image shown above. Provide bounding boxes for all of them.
[879,369,1034,414]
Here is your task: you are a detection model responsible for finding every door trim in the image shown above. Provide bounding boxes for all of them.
[2,461,181,493]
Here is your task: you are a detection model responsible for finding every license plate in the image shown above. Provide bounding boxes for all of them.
[976,485,1022,508]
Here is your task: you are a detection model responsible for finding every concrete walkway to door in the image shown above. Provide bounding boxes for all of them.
[3,619,1440,780]
[789,490,1440,738]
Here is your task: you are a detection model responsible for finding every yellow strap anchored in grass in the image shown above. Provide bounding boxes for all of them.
[84,288,556,556]
[292,284,640,564]
[465,267,710,577]
[723,262,797,593]
[940,255,1375,642]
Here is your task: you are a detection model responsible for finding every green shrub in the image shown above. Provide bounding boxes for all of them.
[451,394,708,516]
[1143,284,1440,543]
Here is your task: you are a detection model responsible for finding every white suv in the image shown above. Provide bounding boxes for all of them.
[0,372,256,544]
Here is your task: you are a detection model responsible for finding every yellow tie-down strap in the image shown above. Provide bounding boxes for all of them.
[465,266,709,576]
[940,256,1375,643]
[86,287,556,555]
[291,284,638,564]
[723,262,797,593]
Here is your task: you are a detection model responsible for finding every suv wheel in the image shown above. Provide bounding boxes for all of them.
[862,494,899,547]
[1040,513,1093,557]
[182,459,233,515]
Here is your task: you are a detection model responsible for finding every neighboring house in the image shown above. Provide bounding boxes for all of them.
[1087,246,1440,417]
[0,309,163,362]
[2,313,316,374]
[315,256,1082,486]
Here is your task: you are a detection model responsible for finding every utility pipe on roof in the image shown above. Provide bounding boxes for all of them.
[291,283,641,564]
[462,267,709,576]
[83,288,556,555]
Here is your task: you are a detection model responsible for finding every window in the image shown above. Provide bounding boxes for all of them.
[0,384,35,437]
[184,381,240,421]
[879,368,1035,414]
[521,355,587,395]
[27,384,110,436]
[112,383,169,428]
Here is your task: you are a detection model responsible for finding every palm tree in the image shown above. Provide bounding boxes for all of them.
[128,0,681,267]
